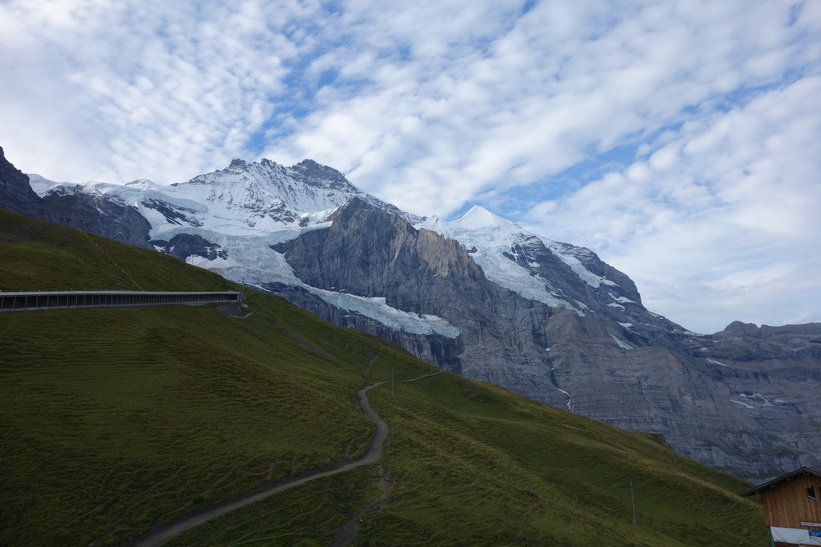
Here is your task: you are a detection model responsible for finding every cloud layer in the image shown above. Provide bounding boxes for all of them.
[1,0,819,332]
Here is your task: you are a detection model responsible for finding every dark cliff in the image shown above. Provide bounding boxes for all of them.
[0,146,44,216]
[0,148,151,249]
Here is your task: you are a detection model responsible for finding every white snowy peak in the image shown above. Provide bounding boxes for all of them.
[453,205,519,231]
[174,158,364,219]
[417,204,625,313]
[29,157,380,237]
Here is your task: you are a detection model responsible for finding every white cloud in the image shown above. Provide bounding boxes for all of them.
[0,0,309,182]
[1,0,819,332]
[524,76,821,332]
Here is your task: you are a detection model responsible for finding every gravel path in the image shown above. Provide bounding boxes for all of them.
[132,382,388,547]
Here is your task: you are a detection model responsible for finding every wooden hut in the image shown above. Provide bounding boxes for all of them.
[741,466,821,546]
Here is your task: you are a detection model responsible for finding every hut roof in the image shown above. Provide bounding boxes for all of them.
[740,466,821,497]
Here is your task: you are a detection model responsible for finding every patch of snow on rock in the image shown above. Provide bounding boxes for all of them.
[610,335,633,350]
[543,241,617,289]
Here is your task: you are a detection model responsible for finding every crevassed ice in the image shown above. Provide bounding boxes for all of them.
[312,291,462,338]
[238,249,462,338]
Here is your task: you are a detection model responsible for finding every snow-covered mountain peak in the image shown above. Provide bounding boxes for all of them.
[27,156,419,239]
[179,157,360,200]
[127,157,368,234]
[447,206,543,252]
[27,174,67,196]
[417,205,627,308]
[419,206,576,311]
[289,159,351,190]
[454,205,522,232]
[124,179,161,188]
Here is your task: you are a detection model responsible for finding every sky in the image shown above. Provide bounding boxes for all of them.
[1,0,820,334]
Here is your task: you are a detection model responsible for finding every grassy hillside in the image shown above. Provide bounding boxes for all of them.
[0,210,765,545]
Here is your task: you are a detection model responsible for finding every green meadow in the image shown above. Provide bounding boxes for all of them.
[0,210,765,545]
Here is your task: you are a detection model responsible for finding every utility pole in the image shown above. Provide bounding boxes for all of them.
[630,481,637,526]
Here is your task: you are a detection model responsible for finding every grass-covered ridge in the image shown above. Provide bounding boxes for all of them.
[0,210,765,545]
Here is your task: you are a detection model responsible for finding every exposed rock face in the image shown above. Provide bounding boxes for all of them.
[263,282,466,369]
[2,148,818,481]
[273,198,556,384]
[544,310,821,479]
[0,148,151,248]
[151,233,227,261]
[40,189,152,249]
[273,198,821,481]
[0,146,43,216]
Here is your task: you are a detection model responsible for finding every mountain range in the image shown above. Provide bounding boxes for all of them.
[1,145,819,481]
[0,208,765,545]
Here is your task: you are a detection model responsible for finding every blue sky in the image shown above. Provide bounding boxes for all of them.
[1,0,820,333]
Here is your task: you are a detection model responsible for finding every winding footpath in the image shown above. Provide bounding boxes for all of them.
[133,382,389,547]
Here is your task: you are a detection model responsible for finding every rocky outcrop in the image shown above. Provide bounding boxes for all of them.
[151,233,227,261]
[0,148,151,248]
[0,146,44,216]
[40,189,152,248]
[707,321,821,361]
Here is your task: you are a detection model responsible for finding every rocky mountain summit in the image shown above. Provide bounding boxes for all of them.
[2,147,818,481]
